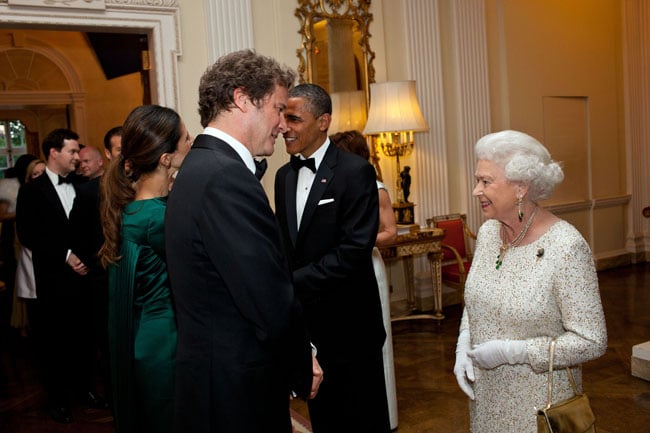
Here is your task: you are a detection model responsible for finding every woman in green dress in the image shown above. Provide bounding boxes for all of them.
[99,105,192,433]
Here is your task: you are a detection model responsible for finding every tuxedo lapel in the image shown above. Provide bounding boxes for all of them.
[192,134,236,157]
[284,169,299,245]
[192,134,259,179]
[297,147,337,240]
[38,174,69,222]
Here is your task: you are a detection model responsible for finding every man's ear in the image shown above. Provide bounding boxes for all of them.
[233,88,249,112]
[319,113,331,132]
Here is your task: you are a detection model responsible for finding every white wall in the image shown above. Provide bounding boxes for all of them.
[176,0,208,135]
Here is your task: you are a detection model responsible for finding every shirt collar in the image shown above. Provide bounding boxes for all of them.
[45,166,63,186]
[299,138,330,171]
[203,126,256,175]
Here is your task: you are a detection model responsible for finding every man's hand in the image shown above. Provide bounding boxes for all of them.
[67,252,88,276]
[309,353,324,400]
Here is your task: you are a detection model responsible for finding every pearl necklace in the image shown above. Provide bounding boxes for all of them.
[495,206,539,270]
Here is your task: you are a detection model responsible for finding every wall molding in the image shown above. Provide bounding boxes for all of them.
[0,1,181,109]
[544,195,632,215]
[1,0,180,5]
[623,0,650,261]
[404,0,447,228]
[108,0,178,5]
[204,0,253,63]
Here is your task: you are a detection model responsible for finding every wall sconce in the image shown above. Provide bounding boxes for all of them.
[329,90,368,135]
[363,80,428,224]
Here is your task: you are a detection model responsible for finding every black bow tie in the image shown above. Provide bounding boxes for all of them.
[58,175,73,185]
[254,158,268,180]
[290,155,316,173]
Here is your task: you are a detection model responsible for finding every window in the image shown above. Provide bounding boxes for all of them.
[0,120,28,171]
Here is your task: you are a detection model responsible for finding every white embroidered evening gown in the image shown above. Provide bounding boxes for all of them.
[460,219,606,433]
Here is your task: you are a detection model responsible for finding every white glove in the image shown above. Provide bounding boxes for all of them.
[467,339,528,370]
[453,329,475,400]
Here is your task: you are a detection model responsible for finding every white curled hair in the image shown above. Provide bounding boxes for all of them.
[475,130,564,201]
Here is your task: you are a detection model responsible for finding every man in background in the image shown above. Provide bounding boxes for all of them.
[71,142,109,409]
[103,126,122,160]
[274,83,390,433]
[78,146,104,179]
[16,128,103,423]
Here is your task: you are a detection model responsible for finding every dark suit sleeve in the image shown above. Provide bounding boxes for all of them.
[16,181,60,258]
[17,178,72,276]
[200,165,313,396]
[69,180,103,270]
[293,161,379,296]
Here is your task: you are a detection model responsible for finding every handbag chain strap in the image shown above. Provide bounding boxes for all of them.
[545,338,580,410]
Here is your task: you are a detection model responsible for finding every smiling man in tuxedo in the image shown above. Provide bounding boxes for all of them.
[274,83,390,433]
[16,128,104,423]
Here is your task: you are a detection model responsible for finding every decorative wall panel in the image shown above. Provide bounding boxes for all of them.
[204,0,254,63]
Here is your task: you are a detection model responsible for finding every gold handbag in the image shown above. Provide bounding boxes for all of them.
[537,339,596,433]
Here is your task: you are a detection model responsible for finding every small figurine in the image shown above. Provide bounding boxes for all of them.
[400,166,412,203]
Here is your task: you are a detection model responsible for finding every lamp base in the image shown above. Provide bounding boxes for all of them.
[393,202,415,225]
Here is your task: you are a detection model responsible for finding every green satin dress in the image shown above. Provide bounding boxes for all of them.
[108,197,177,433]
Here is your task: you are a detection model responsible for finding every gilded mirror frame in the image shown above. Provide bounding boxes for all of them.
[295,0,375,106]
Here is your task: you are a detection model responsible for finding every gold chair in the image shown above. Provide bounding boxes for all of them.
[426,213,476,294]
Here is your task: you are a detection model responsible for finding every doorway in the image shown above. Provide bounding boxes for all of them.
[0,2,181,151]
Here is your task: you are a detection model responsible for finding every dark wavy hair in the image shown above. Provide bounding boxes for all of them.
[13,154,39,186]
[42,128,79,160]
[197,49,296,127]
[103,126,123,152]
[330,130,369,161]
[99,105,182,266]
[288,83,332,118]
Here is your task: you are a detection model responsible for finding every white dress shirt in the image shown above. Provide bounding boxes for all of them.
[296,138,330,228]
[45,167,76,262]
[203,127,256,176]
[45,167,75,218]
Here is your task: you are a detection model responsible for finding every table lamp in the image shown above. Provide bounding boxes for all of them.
[363,80,428,224]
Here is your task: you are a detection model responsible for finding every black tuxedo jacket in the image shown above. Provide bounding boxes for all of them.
[16,172,82,300]
[274,144,386,363]
[69,176,105,277]
[165,134,312,433]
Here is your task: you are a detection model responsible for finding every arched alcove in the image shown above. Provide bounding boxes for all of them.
[0,49,70,91]
[0,0,181,108]
[0,34,89,145]
[0,0,181,150]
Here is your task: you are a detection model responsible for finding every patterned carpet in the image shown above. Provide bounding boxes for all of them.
[3,264,649,432]
[291,408,313,433]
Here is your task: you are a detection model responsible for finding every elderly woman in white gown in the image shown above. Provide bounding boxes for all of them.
[453,130,607,432]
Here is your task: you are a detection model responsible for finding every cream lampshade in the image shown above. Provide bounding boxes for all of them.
[329,90,368,135]
[363,81,428,136]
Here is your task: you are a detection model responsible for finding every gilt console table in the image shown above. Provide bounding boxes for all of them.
[379,227,446,321]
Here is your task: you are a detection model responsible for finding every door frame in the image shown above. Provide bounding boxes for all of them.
[0,1,181,110]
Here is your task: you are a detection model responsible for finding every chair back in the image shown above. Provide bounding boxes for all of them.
[426,213,473,261]
[434,217,467,260]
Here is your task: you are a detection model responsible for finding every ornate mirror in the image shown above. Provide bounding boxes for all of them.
[295,0,375,105]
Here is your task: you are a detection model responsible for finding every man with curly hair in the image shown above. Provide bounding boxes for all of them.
[166,50,322,433]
